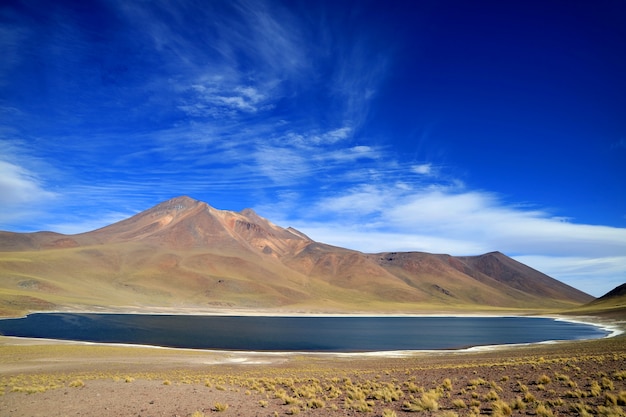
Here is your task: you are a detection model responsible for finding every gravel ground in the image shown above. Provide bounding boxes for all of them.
[2,329,626,417]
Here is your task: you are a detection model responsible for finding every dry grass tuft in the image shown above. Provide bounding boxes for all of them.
[511,396,525,410]
[537,374,552,385]
[307,398,325,409]
[402,389,441,412]
[382,409,397,417]
[601,377,615,391]
[213,402,229,412]
[597,405,626,417]
[589,380,603,397]
[492,399,512,417]
[613,371,626,381]
[571,401,594,417]
[344,397,374,412]
[452,398,467,408]
[535,403,554,417]
[68,379,84,388]
[485,389,500,401]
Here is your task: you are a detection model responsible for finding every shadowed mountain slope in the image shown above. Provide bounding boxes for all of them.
[0,196,593,315]
[596,283,626,300]
[571,283,626,318]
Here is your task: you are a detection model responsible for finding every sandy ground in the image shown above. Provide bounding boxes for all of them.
[1,312,625,417]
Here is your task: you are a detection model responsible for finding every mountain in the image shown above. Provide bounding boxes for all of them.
[0,196,593,316]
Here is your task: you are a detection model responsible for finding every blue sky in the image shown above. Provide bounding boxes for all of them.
[1,0,625,297]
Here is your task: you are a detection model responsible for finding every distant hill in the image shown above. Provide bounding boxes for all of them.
[596,283,626,300]
[571,283,626,318]
[0,196,593,316]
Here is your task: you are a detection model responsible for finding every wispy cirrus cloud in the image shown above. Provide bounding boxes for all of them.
[178,84,273,117]
[93,0,385,194]
[116,0,309,124]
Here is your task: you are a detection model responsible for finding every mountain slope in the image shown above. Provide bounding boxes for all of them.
[0,196,593,315]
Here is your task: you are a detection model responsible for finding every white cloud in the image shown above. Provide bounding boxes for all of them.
[309,127,352,145]
[292,224,487,255]
[412,163,434,175]
[316,185,386,216]
[351,145,376,155]
[355,189,626,257]
[0,160,57,207]
[0,154,59,229]
[317,145,381,163]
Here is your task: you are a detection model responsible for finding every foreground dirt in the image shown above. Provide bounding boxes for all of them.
[1,329,626,417]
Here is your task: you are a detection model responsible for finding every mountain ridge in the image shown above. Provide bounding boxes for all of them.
[0,196,593,315]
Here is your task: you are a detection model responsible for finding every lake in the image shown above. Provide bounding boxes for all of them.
[0,313,609,352]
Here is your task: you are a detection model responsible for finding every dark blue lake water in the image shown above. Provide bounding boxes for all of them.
[0,313,608,352]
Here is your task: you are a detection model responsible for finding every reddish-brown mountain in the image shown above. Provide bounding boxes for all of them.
[0,196,593,315]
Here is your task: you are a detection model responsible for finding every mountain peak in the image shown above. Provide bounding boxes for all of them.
[153,195,205,211]
[240,208,257,216]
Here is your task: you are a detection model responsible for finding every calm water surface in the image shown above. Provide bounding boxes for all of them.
[0,313,608,352]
